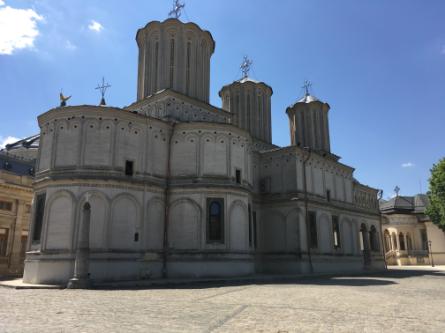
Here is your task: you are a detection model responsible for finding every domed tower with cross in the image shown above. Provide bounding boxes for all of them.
[286,81,331,152]
[219,56,273,143]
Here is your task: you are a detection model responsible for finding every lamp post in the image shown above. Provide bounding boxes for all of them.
[428,240,435,267]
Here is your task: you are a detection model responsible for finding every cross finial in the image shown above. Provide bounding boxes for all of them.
[394,185,400,197]
[95,77,111,106]
[169,0,185,19]
[302,80,312,96]
[240,56,253,79]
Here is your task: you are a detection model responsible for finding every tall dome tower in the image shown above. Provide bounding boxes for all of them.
[136,18,215,103]
[219,57,273,143]
[286,82,331,152]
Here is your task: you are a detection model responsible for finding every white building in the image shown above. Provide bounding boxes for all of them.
[381,194,445,266]
[23,18,384,286]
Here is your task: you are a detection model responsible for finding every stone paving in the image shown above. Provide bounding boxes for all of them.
[1,267,445,333]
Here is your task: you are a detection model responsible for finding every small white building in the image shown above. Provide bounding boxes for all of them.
[23,18,384,285]
[381,194,445,266]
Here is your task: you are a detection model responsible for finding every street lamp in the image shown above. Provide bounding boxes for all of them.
[428,240,435,267]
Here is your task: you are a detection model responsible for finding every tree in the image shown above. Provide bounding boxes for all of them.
[426,157,445,230]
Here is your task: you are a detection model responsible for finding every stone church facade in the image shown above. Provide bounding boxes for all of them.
[23,18,384,285]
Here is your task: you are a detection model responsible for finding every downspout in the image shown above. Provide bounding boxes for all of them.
[302,147,313,273]
[162,122,176,279]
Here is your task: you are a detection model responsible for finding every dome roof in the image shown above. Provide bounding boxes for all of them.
[218,76,273,96]
[297,94,320,103]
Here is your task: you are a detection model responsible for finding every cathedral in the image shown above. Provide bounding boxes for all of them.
[23,16,384,286]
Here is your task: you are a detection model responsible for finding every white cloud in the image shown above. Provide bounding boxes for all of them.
[88,20,103,32]
[0,1,5,7]
[401,162,415,168]
[0,4,43,55]
[65,40,76,50]
[0,136,20,149]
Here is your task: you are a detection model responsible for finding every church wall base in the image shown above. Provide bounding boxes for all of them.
[166,260,255,278]
[23,259,73,285]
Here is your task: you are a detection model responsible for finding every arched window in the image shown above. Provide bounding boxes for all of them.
[369,226,379,251]
[207,199,224,243]
[399,232,406,251]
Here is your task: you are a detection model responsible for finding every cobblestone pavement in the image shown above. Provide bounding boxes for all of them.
[1,268,445,333]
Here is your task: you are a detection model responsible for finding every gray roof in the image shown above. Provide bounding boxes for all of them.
[297,94,321,103]
[380,194,429,214]
[0,135,39,176]
[0,152,36,176]
[1,134,40,160]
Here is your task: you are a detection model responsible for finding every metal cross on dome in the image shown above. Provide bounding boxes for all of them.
[240,56,253,79]
[95,77,111,106]
[302,80,312,96]
[169,0,185,19]
[394,185,400,197]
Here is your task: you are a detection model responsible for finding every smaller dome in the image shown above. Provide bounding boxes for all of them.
[297,94,321,103]
[237,77,260,84]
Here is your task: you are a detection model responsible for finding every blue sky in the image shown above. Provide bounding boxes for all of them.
[0,0,444,199]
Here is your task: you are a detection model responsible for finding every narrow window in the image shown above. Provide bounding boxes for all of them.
[248,204,252,247]
[235,169,242,184]
[332,215,340,249]
[207,199,224,243]
[253,211,257,249]
[308,211,318,249]
[399,232,405,251]
[370,226,379,251]
[32,193,46,242]
[169,38,175,87]
[326,189,331,202]
[186,41,191,94]
[0,201,12,211]
[134,232,139,242]
[0,228,9,256]
[125,160,134,176]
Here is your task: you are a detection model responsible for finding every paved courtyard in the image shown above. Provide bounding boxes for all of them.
[1,267,445,333]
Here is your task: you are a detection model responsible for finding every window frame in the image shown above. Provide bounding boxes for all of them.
[332,215,341,249]
[308,211,318,249]
[206,198,225,244]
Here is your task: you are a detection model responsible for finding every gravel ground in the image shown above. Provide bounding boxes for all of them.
[1,267,445,333]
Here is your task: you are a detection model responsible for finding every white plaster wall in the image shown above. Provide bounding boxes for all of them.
[45,194,74,250]
[169,200,200,249]
[55,121,80,167]
[145,199,164,250]
[110,196,139,250]
[341,218,354,254]
[261,211,286,252]
[318,213,332,254]
[87,193,108,250]
[229,202,248,251]
[203,136,228,176]
[171,134,198,176]
[84,120,113,166]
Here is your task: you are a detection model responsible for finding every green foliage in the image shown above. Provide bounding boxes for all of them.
[426,157,445,230]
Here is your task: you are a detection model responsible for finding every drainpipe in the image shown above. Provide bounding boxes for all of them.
[302,147,313,274]
[162,122,176,279]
